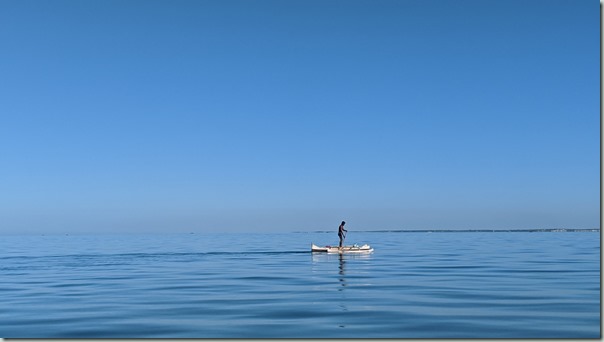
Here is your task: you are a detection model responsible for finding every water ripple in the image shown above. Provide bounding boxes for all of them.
[0,231,599,338]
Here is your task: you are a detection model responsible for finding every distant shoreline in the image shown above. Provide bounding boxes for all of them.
[300,228,600,233]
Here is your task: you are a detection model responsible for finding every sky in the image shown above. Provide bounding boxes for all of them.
[0,0,599,234]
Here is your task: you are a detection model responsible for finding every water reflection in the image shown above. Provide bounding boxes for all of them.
[337,254,347,328]
[311,252,373,263]
[311,252,373,295]
[338,253,346,290]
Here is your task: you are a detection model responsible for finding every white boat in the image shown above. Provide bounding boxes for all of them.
[311,243,373,254]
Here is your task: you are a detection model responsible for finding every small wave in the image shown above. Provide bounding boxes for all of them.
[0,250,310,262]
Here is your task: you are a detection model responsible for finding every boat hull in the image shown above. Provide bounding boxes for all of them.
[311,243,373,254]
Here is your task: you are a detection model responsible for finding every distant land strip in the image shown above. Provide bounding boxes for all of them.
[297,228,600,233]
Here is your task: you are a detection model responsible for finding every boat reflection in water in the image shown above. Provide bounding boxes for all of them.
[311,251,372,263]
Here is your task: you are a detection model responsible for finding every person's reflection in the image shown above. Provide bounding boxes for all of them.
[338,253,346,290]
[337,253,348,328]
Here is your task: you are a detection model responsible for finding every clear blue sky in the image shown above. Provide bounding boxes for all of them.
[0,0,599,234]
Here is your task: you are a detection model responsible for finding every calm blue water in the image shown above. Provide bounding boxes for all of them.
[0,231,600,338]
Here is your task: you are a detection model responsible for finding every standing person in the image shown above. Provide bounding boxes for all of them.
[338,221,347,248]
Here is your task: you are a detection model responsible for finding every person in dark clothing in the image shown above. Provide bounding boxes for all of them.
[338,221,347,248]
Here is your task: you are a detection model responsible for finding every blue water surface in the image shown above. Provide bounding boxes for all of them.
[0,230,600,338]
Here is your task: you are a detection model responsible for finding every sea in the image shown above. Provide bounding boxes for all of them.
[0,230,600,338]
